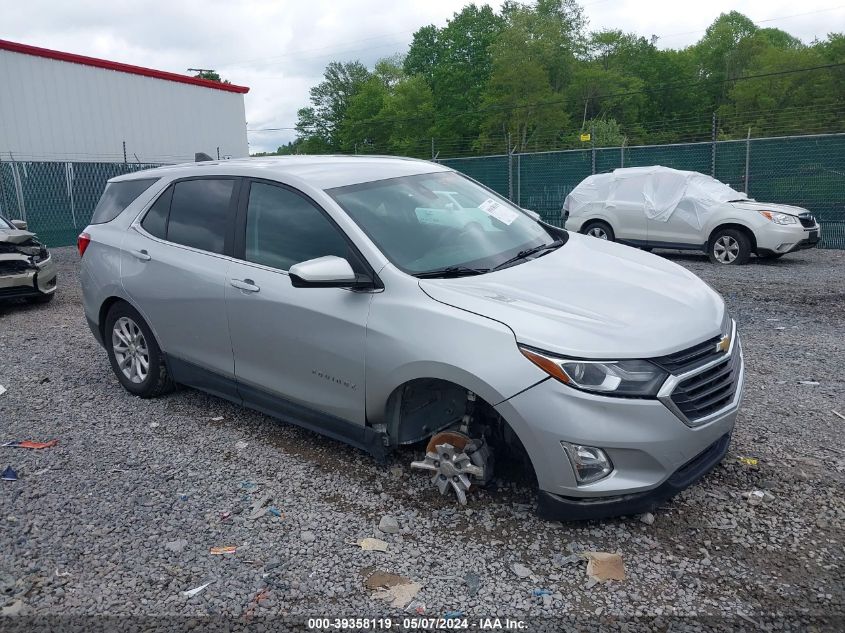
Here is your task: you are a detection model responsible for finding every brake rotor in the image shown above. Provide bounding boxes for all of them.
[411,430,490,505]
[425,430,471,454]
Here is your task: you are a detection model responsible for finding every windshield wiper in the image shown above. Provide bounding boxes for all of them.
[413,266,490,279]
[491,239,565,271]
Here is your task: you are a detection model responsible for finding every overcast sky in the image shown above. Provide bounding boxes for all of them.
[3,0,842,153]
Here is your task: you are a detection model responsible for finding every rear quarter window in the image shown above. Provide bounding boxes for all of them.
[90,179,158,225]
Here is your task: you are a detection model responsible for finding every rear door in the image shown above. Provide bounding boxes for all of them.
[225,179,373,425]
[121,177,241,398]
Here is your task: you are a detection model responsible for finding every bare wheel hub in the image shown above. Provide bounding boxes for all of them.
[410,431,491,505]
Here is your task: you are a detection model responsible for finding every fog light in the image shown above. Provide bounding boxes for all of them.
[561,442,613,484]
[776,243,794,252]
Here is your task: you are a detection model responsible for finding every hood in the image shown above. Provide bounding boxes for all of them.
[419,233,725,359]
[0,229,38,245]
[730,200,808,216]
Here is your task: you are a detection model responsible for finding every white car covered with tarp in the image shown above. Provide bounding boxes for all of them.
[563,166,821,264]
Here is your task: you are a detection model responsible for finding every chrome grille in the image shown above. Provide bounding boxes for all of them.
[652,334,726,374]
[669,350,742,422]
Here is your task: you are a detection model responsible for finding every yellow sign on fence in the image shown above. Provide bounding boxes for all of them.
[580,133,591,142]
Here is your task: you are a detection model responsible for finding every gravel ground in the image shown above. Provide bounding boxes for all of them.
[1,246,843,630]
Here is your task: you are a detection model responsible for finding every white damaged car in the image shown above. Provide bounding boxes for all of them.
[563,166,821,265]
[0,215,57,303]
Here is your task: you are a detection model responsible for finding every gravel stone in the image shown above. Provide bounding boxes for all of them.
[0,246,842,624]
[378,515,400,534]
[164,539,188,554]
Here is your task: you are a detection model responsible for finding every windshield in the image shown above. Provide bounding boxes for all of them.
[328,171,559,275]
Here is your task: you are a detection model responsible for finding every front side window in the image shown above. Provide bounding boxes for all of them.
[245,182,353,272]
[91,178,158,224]
[329,171,557,274]
[167,179,235,254]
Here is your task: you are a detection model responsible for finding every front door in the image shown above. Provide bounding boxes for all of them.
[225,180,373,425]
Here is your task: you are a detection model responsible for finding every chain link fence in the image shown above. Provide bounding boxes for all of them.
[1,132,842,249]
[441,132,845,249]
[0,160,166,247]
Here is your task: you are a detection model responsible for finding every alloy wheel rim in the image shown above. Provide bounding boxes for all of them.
[713,236,739,263]
[587,227,608,240]
[112,317,149,384]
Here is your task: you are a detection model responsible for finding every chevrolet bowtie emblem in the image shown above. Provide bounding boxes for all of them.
[716,335,731,353]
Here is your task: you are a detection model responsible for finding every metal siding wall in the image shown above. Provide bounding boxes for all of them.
[0,50,248,162]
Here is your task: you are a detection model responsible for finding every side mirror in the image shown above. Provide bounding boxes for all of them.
[289,256,372,289]
[11,220,28,231]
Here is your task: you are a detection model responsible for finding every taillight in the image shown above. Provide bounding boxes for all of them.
[77,232,91,257]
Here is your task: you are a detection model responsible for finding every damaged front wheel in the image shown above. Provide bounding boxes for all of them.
[410,430,492,505]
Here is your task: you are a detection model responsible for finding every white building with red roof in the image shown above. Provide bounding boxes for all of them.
[0,39,249,163]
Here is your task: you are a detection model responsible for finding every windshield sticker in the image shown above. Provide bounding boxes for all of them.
[478,198,520,225]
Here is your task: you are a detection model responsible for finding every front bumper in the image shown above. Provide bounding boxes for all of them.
[755,223,821,255]
[0,255,57,299]
[537,432,731,520]
[495,336,743,520]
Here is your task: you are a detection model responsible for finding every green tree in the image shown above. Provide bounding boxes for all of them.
[694,11,759,105]
[288,4,842,156]
[192,70,232,84]
[294,61,371,151]
[406,4,505,141]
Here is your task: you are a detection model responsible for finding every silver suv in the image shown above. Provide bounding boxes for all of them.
[80,157,744,519]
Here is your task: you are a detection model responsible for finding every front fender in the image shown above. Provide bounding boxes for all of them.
[364,282,547,424]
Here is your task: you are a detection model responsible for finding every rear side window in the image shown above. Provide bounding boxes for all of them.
[167,179,236,254]
[91,179,158,224]
[141,187,172,239]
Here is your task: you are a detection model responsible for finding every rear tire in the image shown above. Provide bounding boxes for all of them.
[708,228,751,265]
[582,221,615,242]
[104,302,175,398]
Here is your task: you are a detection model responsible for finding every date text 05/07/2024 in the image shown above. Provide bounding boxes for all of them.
[307,617,528,630]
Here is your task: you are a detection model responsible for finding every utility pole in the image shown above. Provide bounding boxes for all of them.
[590,125,596,175]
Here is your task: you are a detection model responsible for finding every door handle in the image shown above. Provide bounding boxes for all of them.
[230,278,260,293]
[130,249,151,261]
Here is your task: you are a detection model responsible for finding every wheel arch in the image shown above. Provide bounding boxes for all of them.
[708,223,757,252]
[98,295,166,354]
[580,216,615,235]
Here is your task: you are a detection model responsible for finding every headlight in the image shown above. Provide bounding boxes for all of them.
[519,346,668,397]
[758,211,798,225]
